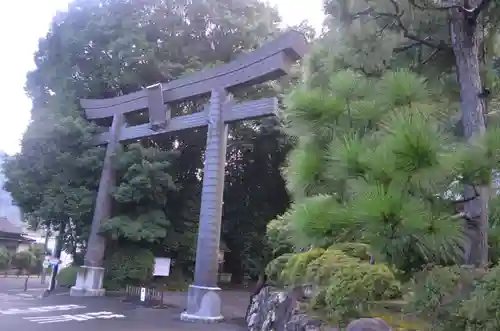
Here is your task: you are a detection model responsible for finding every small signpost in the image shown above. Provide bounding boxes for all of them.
[140,288,146,302]
[44,256,61,293]
[42,260,50,269]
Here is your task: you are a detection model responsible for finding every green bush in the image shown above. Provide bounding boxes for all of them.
[322,262,402,324]
[305,249,359,285]
[57,266,79,287]
[265,253,293,285]
[266,248,401,325]
[28,244,44,274]
[11,251,36,273]
[104,247,155,289]
[408,265,484,331]
[459,264,500,330]
[329,242,372,261]
[0,248,11,270]
[281,248,325,285]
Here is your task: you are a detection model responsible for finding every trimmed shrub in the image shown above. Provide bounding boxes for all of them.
[11,251,36,273]
[408,265,484,331]
[322,262,402,323]
[28,244,44,274]
[265,253,293,285]
[459,264,500,331]
[57,266,79,287]
[305,249,359,285]
[281,248,325,285]
[104,247,155,289]
[329,242,371,261]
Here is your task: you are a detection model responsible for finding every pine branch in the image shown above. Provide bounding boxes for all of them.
[351,0,451,51]
[387,0,450,50]
[394,40,428,52]
[420,48,441,66]
[408,0,464,11]
[408,0,493,22]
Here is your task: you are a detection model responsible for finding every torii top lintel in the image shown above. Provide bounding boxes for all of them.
[80,30,309,120]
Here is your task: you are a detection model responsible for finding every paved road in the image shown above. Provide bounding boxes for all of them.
[0,278,245,331]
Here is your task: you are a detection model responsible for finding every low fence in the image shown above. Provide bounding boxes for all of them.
[1,269,40,277]
[124,285,166,307]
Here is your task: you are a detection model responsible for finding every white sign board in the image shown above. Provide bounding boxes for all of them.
[153,257,171,276]
[140,288,146,302]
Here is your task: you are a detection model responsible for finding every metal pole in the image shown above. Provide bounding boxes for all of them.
[48,227,63,292]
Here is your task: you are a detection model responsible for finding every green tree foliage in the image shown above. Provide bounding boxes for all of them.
[11,251,37,274]
[6,0,298,280]
[409,265,485,330]
[460,264,500,330]
[104,246,155,289]
[3,107,103,254]
[28,244,45,274]
[280,68,500,276]
[321,0,500,266]
[102,144,177,242]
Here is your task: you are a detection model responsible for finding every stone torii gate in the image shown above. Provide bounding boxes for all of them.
[70,30,308,322]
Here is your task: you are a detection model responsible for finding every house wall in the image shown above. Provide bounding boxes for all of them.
[16,243,30,253]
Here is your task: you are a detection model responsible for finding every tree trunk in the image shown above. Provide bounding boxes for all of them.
[449,8,489,267]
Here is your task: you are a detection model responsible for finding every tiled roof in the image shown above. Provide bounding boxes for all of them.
[0,216,23,234]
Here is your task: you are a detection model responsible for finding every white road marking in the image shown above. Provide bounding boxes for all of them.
[17,293,34,297]
[8,288,48,292]
[0,293,34,301]
[23,311,126,324]
[0,304,86,315]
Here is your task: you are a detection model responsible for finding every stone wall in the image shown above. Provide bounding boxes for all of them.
[245,285,393,331]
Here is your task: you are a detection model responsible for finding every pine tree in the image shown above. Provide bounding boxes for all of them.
[279,68,500,275]
[319,0,500,266]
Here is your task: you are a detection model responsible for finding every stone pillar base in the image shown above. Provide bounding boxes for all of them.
[180,285,224,323]
[70,266,105,297]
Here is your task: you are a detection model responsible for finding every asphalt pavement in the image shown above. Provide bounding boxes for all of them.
[0,277,245,331]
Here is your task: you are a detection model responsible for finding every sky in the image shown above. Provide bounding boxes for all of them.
[0,0,324,155]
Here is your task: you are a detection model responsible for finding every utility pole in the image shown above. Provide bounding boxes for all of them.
[40,229,50,284]
[47,224,64,292]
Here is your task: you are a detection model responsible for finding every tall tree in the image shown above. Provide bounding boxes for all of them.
[319,0,500,266]
[7,0,298,277]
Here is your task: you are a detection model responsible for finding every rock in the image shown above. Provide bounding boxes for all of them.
[246,285,334,331]
[246,286,392,331]
[346,318,393,331]
[285,314,325,331]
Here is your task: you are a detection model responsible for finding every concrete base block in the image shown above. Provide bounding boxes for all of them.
[180,284,224,323]
[70,266,105,297]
